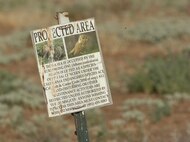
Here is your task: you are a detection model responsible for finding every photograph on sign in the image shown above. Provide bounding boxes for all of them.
[31,18,112,117]
[53,38,66,61]
[65,32,99,58]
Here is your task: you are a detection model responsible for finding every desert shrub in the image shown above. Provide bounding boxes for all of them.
[67,0,190,19]
[0,0,55,12]
[0,30,30,48]
[0,90,44,109]
[0,0,26,11]
[0,70,43,107]
[127,51,190,94]
[0,71,20,94]
[0,70,72,141]
[125,18,190,43]
[0,49,32,64]
[86,109,107,142]
[109,119,128,141]
[0,104,9,117]
[0,105,24,127]
[123,98,171,122]
[123,110,145,122]
[0,30,33,64]
[166,93,190,101]
[128,0,189,13]
[151,100,171,122]
[0,71,57,141]
[67,0,128,19]
[22,115,72,142]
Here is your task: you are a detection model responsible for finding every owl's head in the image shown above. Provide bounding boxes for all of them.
[79,34,89,43]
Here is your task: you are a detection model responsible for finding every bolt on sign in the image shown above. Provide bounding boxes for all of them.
[31,18,113,117]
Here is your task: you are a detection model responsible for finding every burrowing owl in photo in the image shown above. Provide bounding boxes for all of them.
[69,34,89,56]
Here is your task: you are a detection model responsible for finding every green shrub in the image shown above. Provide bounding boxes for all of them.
[0,30,29,48]
[0,71,43,108]
[123,110,145,122]
[0,71,19,94]
[27,115,72,142]
[0,49,32,64]
[0,0,26,11]
[86,109,107,142]
[0,29,34,64]
[128,0,189,13]
[125,18,190,43]
[123,98,172,122]
[127,51,190,94]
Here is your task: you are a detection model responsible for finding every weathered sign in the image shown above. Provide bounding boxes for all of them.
[31,18,112,117]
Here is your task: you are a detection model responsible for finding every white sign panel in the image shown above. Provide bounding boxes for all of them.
[31,18,112,117]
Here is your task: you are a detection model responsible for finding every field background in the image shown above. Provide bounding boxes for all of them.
[1,0,190,142]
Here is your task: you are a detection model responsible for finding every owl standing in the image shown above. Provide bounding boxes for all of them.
[69,34,89,56]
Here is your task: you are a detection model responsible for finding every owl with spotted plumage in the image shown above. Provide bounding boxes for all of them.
[69,34,89,56]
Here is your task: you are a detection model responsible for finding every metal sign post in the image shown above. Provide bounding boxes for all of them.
[73,111,90,142]
[57,12,90,142]
[31,11,112,142]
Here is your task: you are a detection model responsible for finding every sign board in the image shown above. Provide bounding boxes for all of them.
[31,18,112,117]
